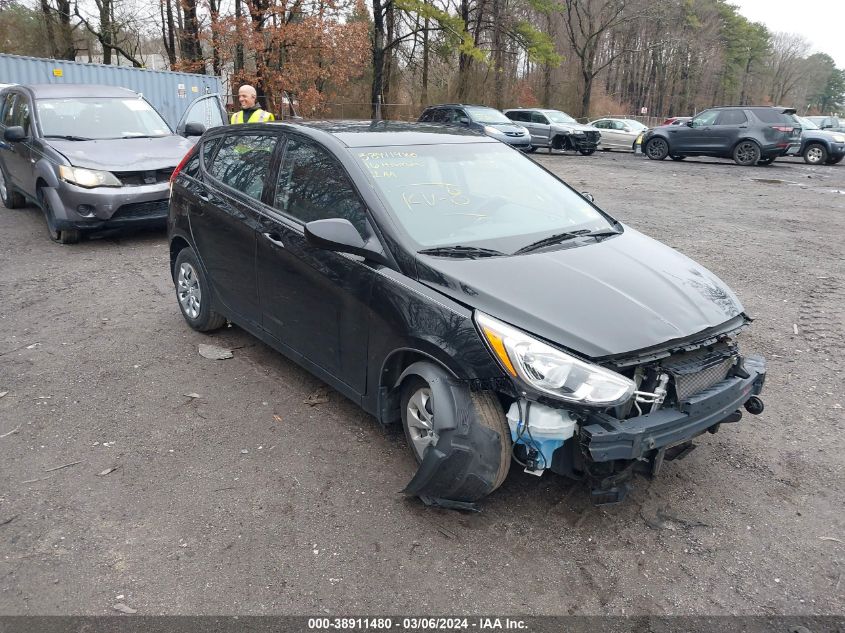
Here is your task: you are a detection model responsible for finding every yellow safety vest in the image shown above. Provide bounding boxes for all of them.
[230,109,275,124]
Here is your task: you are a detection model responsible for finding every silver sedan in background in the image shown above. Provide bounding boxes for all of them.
[589,118,649,151]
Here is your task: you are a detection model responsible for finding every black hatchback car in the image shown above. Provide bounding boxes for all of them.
[169,121,766,507]
[642,106,801,165]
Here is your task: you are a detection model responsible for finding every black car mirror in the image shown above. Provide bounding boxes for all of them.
[184,122,206,137]
[581,192,595,202]
[305,218,390,265]
[4,126,26,142]
[685,121,694,127]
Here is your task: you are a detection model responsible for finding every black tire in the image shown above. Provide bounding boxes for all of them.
[173,247,226,332]
[757,157,775,166]
[523,146,537,154]
[645,137,669,160]
[825,155,843,165]
[578,147,596,156]
[0,165,25,209]
[733,140,761,166]
[400,375,511,491]
[551,135,567,151]
[803,143,828,165]
[38,188,80,244]
[670,155,686,161]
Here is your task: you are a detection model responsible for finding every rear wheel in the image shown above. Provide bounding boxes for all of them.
[803,143,828,165]
[0,166,25,209]
[733,140,761,166]
[645,137,669,160]
[174,247,226,332]
[38,188,80,244]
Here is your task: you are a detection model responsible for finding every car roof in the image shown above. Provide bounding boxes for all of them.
[14,84,140,99]
[424,104,496,110]
[219,120,498,148]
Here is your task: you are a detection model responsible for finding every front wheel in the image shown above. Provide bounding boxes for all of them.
[38,188,80,244]
[523,146,537,154]
[645,137,669,160]
[400,374,512,491]
[803,143,828,165]
[578,147,596,156]
[173,247,226,332]
[733,140,761,166]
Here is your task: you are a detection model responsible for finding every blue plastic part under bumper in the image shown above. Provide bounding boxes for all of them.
[582,355,766,462]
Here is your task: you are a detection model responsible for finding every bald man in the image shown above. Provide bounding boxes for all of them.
[230,84,275,124]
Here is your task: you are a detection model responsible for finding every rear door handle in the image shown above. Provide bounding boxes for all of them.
[262,231,284,247]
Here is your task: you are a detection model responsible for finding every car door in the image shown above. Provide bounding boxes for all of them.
[191,131,278,328]
[1,92,35,195]
[256,134,376,395]
[530,111,551,146]
[712,109,748,153]
[672,109,719,153]
[175,94,227,136]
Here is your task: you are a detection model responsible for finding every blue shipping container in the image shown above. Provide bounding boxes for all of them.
[0,53,222,129]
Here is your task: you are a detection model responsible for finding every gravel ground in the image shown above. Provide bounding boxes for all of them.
[0,150,843,616]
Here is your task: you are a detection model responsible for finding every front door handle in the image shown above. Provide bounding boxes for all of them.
[262,231,284,248]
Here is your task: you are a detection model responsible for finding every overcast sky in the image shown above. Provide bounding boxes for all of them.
[730,0,845,68]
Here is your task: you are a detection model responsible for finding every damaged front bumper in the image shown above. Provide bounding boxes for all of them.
[581,355,766,462]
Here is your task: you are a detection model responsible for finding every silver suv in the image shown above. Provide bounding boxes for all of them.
[504,108,601,155]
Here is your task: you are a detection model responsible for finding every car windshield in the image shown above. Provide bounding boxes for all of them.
[796,116,818,130]
[353,143,615,254]
[36,97,172,139]
[545,111,577,124]
[466,108,513,125]
[625,120,648,131]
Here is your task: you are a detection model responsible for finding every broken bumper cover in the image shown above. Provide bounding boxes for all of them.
[581,355,766,462]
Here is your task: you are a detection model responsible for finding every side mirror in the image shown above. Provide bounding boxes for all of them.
[458,117,470,125]
[4,126,26,142]
[581,192,595,202]
[686,121,694,127]
[305,218,389,265]
[184,122,206,137]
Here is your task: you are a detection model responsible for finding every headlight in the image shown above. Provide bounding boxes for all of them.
[483,126,500,135]
[832,134,845,143]
[58,165,122,188]
[475,312,635,407]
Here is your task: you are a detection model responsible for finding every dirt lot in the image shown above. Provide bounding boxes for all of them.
[1,151,843,617]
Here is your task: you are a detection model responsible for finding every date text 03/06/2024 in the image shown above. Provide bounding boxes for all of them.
[307,618,528,630]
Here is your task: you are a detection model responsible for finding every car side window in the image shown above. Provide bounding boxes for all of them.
[431,109,449,123]
[716,110,747,125]
[17,98,32,136]
[0,94,15,124]
[419,110,434,122]
[692,110,719,127]
[207,133,277,201]
[531,112,549,124]
[612,120,625,130]
[453,108,468,123]
[274,137,368,234]
[592,120,606,129]
[506,111,526,122]
[2,94,17,127]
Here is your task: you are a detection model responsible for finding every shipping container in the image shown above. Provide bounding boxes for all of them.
[0,53,222,129]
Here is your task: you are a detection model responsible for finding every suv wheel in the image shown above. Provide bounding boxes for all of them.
[645,137,669,160]
[733,140,761,166]
[578,147,596,156]
[38,188,80,244]
[0,166,25,209]
[174,247,227,332]
[803,143,828,165]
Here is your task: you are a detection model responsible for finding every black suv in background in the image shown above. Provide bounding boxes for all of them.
[642,106,801,166]
[418,104,530,150]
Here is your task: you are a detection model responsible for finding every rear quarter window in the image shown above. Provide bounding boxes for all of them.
[751,109,790,124]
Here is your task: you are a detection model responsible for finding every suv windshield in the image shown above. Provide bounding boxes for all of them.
[36,97,172,139]
[354,143,614,254]
[466,107,513,125]
[545,111,577,124]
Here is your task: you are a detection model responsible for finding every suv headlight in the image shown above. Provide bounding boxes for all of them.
[476,312,635,407]
[832,134,845,143]
[59,165,122,188]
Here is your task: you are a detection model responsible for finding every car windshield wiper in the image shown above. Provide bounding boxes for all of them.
[121,134,168,138]
[418,245,505,259]
[514,228,620,255]
[43,134,92,141]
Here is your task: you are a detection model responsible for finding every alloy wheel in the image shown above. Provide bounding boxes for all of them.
[805,146,824,164]
[734,141,760,165]
[405,387,438,461]
[177,262,202,319]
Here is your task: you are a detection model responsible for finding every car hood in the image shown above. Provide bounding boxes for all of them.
[552,122,596,133]
[801,129,844,141]
[483,122,528,133]
[46,135,194,171]
[415,227,745,359]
